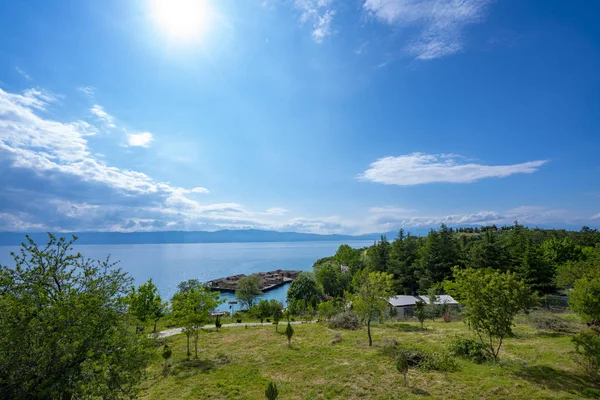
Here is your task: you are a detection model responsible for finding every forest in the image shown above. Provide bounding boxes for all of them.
[311,223,600,297]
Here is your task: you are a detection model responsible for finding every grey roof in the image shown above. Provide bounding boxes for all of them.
[388,295,420,307]
[418,294,459,305]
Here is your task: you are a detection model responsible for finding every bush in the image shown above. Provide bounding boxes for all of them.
[380,346,458,372]
[528,310,572,332]
[236,319,242,323]
[266,318,271,323]
[447,336,491,363]
[572,330,600,378]
[327,311,360,330]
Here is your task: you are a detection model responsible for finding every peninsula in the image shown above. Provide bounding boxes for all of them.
[208,269,301,293]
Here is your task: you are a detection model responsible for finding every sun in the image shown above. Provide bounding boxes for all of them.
[151,0,213,42]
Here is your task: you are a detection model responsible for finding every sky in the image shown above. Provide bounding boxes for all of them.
[0,0,599,235]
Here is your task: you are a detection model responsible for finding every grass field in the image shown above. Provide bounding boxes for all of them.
[140,314,599,399]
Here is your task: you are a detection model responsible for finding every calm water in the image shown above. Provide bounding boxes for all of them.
[0,241,371,310]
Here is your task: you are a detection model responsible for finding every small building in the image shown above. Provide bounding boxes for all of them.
[387,295,420,318]
[418,294,459,306]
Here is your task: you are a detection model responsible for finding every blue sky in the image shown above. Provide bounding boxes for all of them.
[0,0,599,234]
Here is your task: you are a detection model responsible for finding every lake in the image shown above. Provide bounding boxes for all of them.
[0,240,372,310]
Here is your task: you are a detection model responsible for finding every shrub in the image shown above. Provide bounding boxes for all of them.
[527,310,571,332]
[380,346,458,372]
[447,336,491,363]
[327,311,360,330]
[396,354,409,385]
[442,312,452,323]
[265,382,278,400]
[572,330,600,378]
[266,318,271,323]
[236,319,242,323]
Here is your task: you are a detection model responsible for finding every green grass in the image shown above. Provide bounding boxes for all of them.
[140,316,599,399]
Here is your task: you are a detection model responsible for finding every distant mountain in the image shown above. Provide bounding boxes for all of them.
[0,229,409,246]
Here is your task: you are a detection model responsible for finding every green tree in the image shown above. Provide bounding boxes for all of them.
[215,314,222,332]
[351,270,394,346]
[256,299,272,323]
[445,267,535,361]
[172,282,223,359]
[318,300,338,321]
[569,277,600,324]
[270,299,284,331]
[285,322,294,348]
[265,381,279,399]
[127,278,166,332]
[367,236,390,272]
[315,261,345,297]
[517,242,554,293]
[466,231,506,271]
[418,225,459,290]
[387,232,421,295]
[555,245,600,289]
[0,234,154,399]
[235,274,263,309]
[287,272,322,303]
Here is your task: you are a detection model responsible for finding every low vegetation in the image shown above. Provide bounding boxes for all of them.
[138,318,599,399]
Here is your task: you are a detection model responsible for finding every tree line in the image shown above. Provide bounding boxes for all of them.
[312,223,600,297]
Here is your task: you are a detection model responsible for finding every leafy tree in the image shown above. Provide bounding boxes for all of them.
[285,322,294,348]
[177,278,202,294]
[265,381,279,399]
[127,278,166,332]
[0,234,154,399]
[569,277,600,324]
[256,299,272,323]
[270,299,284,331]
[172,282,223,359]
[318,300,338,321]
[415,300,426,329]
[396,353,409,386]
[351,270,394,346]
[287,272,322,303]
[235,274,263,309]
[315,261,346,297]
[446,267,535,361]
[555,245,600,289]
[571,330,600,378]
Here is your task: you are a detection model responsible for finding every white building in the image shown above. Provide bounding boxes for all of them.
[387,295,420,318]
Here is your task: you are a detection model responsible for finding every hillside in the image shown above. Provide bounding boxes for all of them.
[140,315,598,399]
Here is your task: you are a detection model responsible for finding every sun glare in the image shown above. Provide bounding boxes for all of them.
[151,0,213,42]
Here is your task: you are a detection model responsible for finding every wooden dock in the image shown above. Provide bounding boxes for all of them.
[208,269,301,293]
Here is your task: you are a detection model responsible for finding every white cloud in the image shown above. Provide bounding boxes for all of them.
[190,187,210,194]
[295,0,336,43]
[0,86,330,234]
[358,153,547,185]
[363,0,494,59]
[126,132,154,147]
[78,86,95,97]
[15,66,32,81]
[90,104,116,128]
[591,213,600,220]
